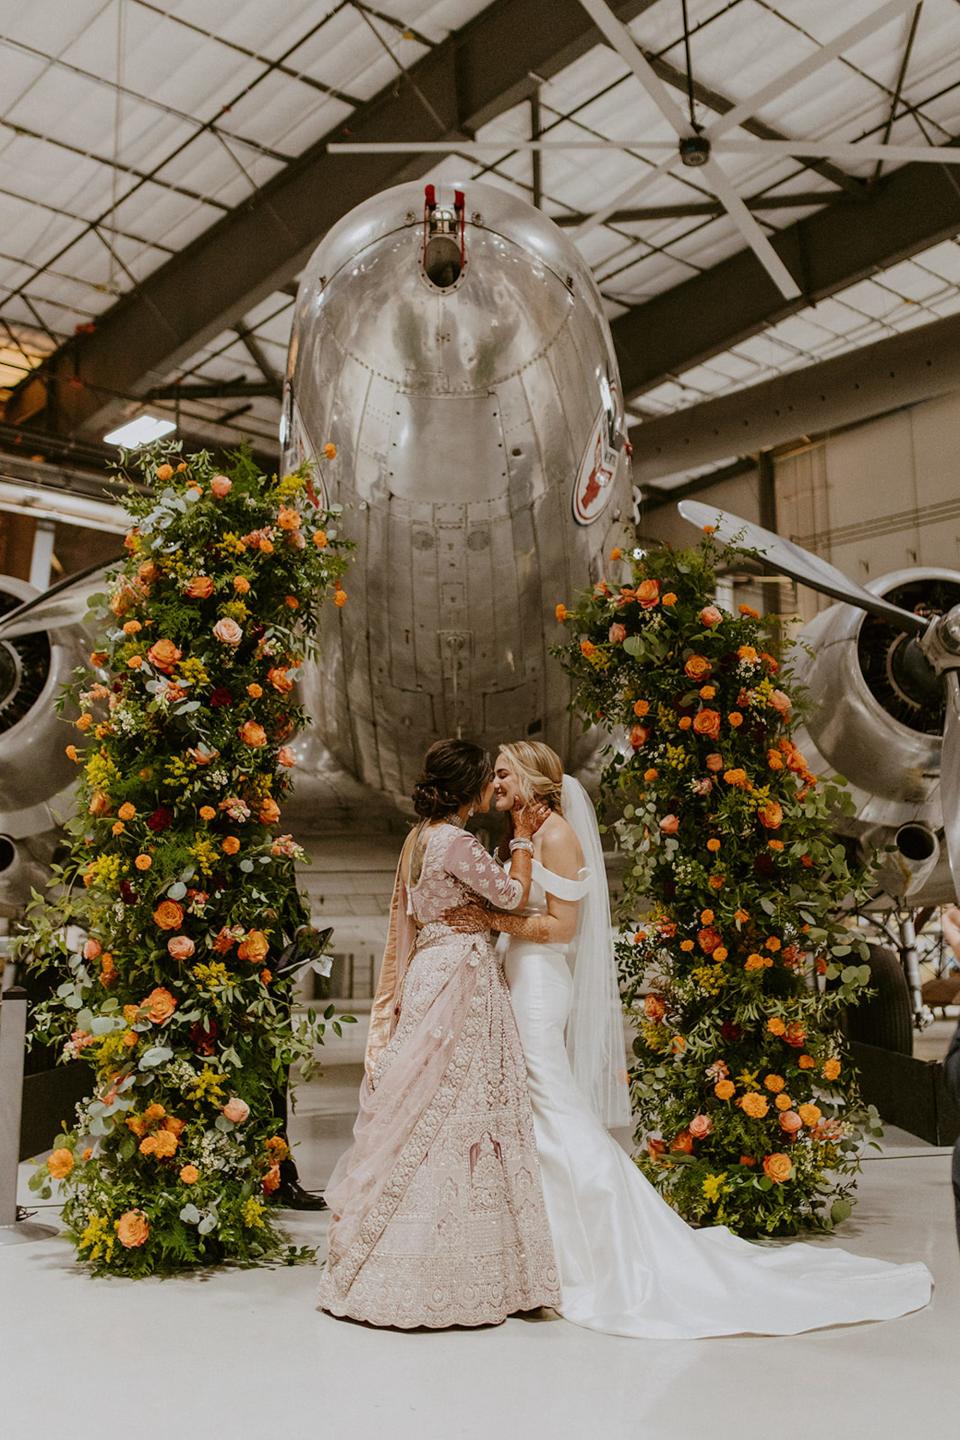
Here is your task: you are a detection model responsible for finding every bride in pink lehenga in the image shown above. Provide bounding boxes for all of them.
[318,739,560,1328]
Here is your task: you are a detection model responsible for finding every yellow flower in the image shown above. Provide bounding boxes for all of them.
[702,1172,727,1203]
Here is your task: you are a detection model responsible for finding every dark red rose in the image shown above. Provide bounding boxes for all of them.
[209,687,233,708]
[147,806,173,833]
[120,879,137,904]
[721,1020,742,1042]
[189,1020,219,1055]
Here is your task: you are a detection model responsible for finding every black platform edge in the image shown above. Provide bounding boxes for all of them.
[851,1040,960,1147]
[20,1065,91,1162]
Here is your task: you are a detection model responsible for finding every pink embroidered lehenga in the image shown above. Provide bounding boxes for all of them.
[318,822,560,1328]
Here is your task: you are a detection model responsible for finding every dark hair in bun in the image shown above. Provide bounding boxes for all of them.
[412,739,493,820]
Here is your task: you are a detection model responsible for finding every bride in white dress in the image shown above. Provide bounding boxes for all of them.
[448,740,933,1339]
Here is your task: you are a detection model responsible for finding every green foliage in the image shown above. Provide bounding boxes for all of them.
[19,442,355,1275]
[555,537,880,1236]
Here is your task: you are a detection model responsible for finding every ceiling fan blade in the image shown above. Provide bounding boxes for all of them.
[707,0,918,143]
[713,138,960,164]
[677,499,927,633]
[941,671,960,900]
[575,0,694,138]
[701,157,801,300]
[0,561,114,641]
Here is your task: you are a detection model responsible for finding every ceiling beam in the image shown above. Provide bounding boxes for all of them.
[6,0,656,438]
[611,158,960,401]
[146,379,281,401]
[630,307,960,482]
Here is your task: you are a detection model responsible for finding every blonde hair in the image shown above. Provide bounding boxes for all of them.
[498,741,564,813]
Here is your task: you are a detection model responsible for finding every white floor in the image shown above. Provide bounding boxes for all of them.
[4,1019,957,1440]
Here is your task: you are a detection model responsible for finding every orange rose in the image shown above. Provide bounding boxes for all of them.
[678,716,692,730]
[637,579,660,609]
[116,1210,150,1248]
[759,800,783,830]
[797,1054,816,1070]
[238,930,269,963]
[239,720,267,748]
[693,708,721,740]
[333,587,347,608]
[822,1057,841,1081]
[143,986,177,1024]
[684,654,711,681]
[147,639,181,673]
[739,603,760,618]
[153,900,184,930]
[762,1153,792,1184]
[643,767,658,782]
[714,1079,735,1101]
[727,711,744,728]
[222,836,241,855]
[644,993,666,1021]
[312,530,328,549]
[267,666,294,694]
[260,969,272,985]
[48,1147,74,1180]
[179,1164,199,1185]
[633,699,650,718]
[277,506,302,531]
[263,1164,281,1194]
[798,1103,821,1127]
[740,1092,768,1119]
[670,1130,694,1154]
[88,790,111,817]
[185,575,214,600]
[784,1022,806,1048]
[258,797,281,825]
[723,768,750,789]
[629,724,649,749]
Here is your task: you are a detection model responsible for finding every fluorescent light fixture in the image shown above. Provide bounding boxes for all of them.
[103,414,176,448]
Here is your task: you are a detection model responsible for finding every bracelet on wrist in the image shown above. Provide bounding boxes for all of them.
[509,838,534,854]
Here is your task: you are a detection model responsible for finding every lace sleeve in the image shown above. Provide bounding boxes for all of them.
[443,831,525,910]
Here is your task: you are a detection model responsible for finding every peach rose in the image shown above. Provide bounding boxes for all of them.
[210,474,232,498]
[689,1114,712,1139]
[740,1092,769,1119]
[659,814,679,835]
[153,900,184,930]
[693,708,721,740]
[185,575,214,599]
[167,935,195,961]
[238,930,269,963]
[116,1210,150,1248]
[762,1153,792,1185]
[179,1164,199,1185]
[223,1097,250,1124]
[239,720,267,747]
[629,724,649,750]
[83,937,102,961]
[88,790,112,817]
[768,689,792,717]
[277,506,301,531]
[277,746,295,768]
[48,1147,74,1180]
[637,579,660,609]
[779,1110,802,1135]
[147,639,181,673]
[143,987,177,1024]
[684,654,711,681]
[263,1164,281,1194]
[608,622,627,645]
[699,605,722,627]
[213,617,242,647]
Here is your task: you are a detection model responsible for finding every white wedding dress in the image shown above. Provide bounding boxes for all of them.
[502,823,933,1338]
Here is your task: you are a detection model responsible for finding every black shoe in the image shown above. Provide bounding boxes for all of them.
[277,1180,327,1210]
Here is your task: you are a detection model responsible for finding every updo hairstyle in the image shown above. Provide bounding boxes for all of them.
[498,741,564,813]
[411,739,494,820]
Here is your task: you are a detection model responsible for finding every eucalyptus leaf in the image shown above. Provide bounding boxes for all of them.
[166,882,188,900]
[139,1045,173,1069]
[180,1203,201,1226]
[198,1214,218,1235]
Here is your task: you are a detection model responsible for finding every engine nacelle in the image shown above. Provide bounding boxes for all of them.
[790,567,960,904]
[282,179,632,802]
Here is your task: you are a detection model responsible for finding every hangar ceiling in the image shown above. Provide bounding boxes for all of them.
[2,0,960,493]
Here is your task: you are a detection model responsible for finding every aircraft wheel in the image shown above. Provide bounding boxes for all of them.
[844,944,913,1055]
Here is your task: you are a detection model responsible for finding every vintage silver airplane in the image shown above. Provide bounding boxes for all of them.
[0,178,633,898]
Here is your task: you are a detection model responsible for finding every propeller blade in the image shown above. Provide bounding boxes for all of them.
[677,500,927,634]
[0,560,115,641]
[941,671,960,900]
